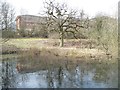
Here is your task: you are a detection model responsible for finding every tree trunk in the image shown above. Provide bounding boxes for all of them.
[60,31,64,47]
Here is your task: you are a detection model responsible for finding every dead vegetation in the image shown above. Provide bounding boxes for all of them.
[2,38,117,60]
[2,44,20,54]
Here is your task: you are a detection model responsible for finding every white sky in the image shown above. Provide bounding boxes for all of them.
[5,0,120,17]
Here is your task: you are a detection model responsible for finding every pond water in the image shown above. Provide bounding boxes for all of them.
[0,55,118,88]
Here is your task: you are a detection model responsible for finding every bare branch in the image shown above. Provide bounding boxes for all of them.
[43,0,89,46]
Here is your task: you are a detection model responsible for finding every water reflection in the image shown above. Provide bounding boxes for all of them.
[1,55,118,88]
[2,58,18,88]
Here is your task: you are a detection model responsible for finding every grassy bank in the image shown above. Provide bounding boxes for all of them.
[2,38,117,59]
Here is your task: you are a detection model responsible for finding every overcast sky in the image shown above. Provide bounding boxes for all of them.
[5,0,119,17]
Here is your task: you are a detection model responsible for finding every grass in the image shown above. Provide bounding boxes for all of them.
[2,38,117,60]
[4,38,96,48]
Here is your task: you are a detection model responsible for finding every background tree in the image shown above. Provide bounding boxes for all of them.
[0,1,16,39]
[91,14,118,57]
[44,0,89,47]
[0,1,15,30]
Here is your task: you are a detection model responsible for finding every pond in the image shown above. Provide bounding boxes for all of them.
[0,54,118,88]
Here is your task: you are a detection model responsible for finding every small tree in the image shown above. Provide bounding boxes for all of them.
[44,0,89,47]
[95,15,114,55]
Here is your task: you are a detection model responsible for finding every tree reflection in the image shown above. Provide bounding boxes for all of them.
[92,60,118,86]
[57,66,63,88]
[2,58,17,88]
[45,65,64,88]
[46,70,54,88]
[15,55,118,88]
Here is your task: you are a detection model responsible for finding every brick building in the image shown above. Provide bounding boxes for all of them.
[15,15,47,31]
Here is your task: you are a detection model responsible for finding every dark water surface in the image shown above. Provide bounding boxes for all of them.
[0,55,118,88]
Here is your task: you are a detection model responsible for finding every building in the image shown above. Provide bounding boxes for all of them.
[15,15,49,37]
[15,15,47,31]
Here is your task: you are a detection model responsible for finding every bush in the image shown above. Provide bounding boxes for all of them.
[2,30,17,38]
[16,29,48,38]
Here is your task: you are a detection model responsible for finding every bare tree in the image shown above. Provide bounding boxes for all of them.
[0,1,15,43]
[95,15,114,56]
[0,1,15,30]
[43,0,89,47]
[95,15,103,45]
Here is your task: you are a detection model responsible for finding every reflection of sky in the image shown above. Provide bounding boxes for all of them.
[17,71,47,88]
[14,67,117,88]
[0,59,118,88]
[62,68,107,88]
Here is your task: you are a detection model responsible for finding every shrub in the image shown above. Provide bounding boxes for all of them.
[2,30,17,38]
